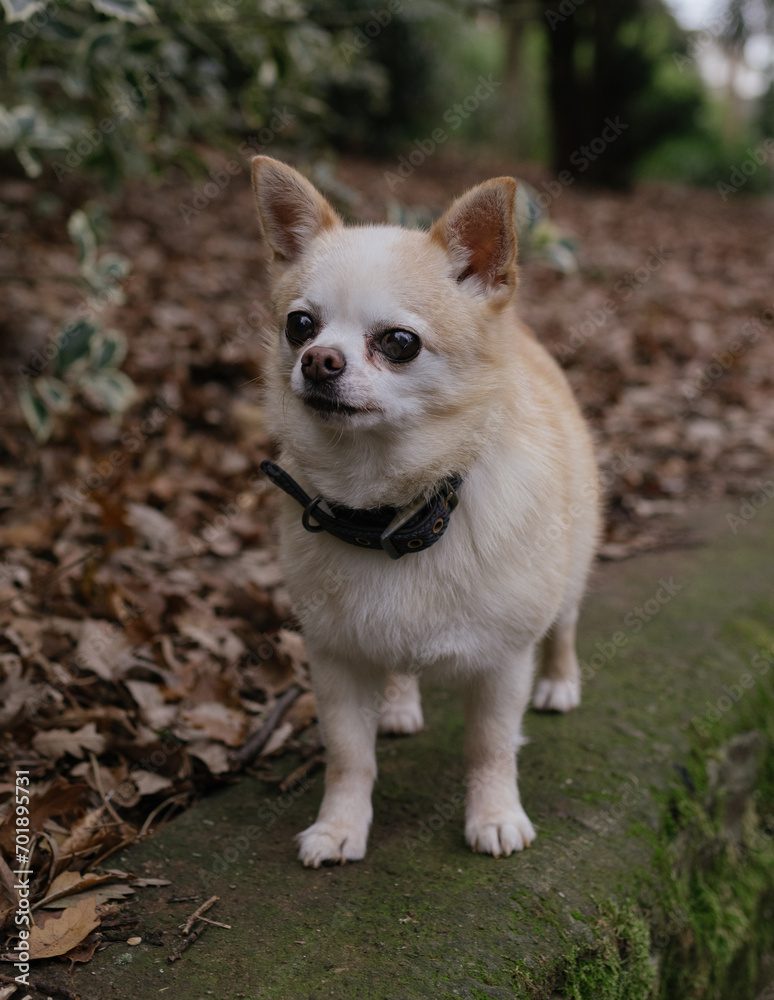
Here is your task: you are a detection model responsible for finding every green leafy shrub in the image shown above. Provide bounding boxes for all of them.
[17,208,137,442]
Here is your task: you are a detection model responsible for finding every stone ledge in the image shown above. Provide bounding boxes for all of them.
[12,500,774,1000]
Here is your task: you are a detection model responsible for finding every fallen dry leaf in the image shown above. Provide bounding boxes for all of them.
[74,620,132,681]
[0,780,89,855]
[179,702,247,746]
[64,930,100,964]
[132,769,174,796]
[260,720,293,757]
[32,722,106,763]
[188,741,232,775]
[45,884,135,909]
[37,870,133,909]
[28,896,101,959]
[124,679,177,729]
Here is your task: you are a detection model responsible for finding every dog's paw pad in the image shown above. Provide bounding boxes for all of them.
[295,822,368,868]
[532,677,580,713]
[465,808,536,857]
[378,705,424,735]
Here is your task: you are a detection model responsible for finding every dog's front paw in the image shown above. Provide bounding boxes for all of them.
[465,806,536,857]
[532,677,580,713]
[296,821,369,868]
[378,703,424,735]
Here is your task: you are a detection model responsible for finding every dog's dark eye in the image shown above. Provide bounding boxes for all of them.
[380,329,421,362]
[285,312,316,347]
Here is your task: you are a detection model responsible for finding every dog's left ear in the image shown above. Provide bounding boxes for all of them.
[430,178,518,300]
[251,156,341,264]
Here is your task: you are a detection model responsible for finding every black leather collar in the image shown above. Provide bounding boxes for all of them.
[260,460,461,560]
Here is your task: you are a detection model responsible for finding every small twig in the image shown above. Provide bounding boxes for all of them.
[138,792,190,839]
[89,751,124,826]
[99,916,140,930]
[71,835,135,871]
[0,971,79,999]
[0,546,99,611]
[197,916,231,930]
[234,684,302,766]
[181,894,218,935]
[279,752,325,793]
[167,921,208,963]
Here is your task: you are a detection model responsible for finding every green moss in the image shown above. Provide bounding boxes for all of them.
[654,611,774,1000]
[561,903,655,1000]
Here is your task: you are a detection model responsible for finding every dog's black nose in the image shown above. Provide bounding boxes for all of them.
[301,346,346,383]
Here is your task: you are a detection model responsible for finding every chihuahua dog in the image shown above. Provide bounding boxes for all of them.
[251,157,600,867]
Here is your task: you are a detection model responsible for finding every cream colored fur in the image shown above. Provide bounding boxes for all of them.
[251,157,601,866]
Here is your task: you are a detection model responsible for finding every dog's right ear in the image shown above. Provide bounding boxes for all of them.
[251,157,341,263]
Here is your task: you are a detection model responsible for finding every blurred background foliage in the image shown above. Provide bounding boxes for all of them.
[1,0,772,192]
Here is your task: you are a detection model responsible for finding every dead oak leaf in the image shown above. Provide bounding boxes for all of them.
[32,722,106,763]
[132,770,174,796]
[178,702,247,747]
[27,896,101,959]
[124,679,177,729]
[38,870,133,909]
[188,741,232,775]
[75,619,132,681]
[58,804,114,858]
[45,884,136,909]
[0,655,43,727]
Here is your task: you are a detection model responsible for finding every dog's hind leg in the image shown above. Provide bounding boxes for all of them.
[532,606,581,713]
[378,673,424,735]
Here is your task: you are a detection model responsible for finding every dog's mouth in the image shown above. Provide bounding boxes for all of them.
[301,387,377,418]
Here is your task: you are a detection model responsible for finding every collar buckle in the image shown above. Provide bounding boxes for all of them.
[380,478,459,560]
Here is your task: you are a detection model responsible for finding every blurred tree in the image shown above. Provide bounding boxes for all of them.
[717,0,774,138]
[303,0,439,154]
[501,0,703,187]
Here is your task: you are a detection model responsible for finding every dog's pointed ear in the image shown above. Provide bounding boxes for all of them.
[429,178,518,299]
[251,156,341,263]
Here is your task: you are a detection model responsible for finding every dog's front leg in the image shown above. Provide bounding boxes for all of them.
[462,649,537,857]
[296,652,380,867]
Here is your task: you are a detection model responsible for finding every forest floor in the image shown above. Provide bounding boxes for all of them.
[0,149,773,976]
